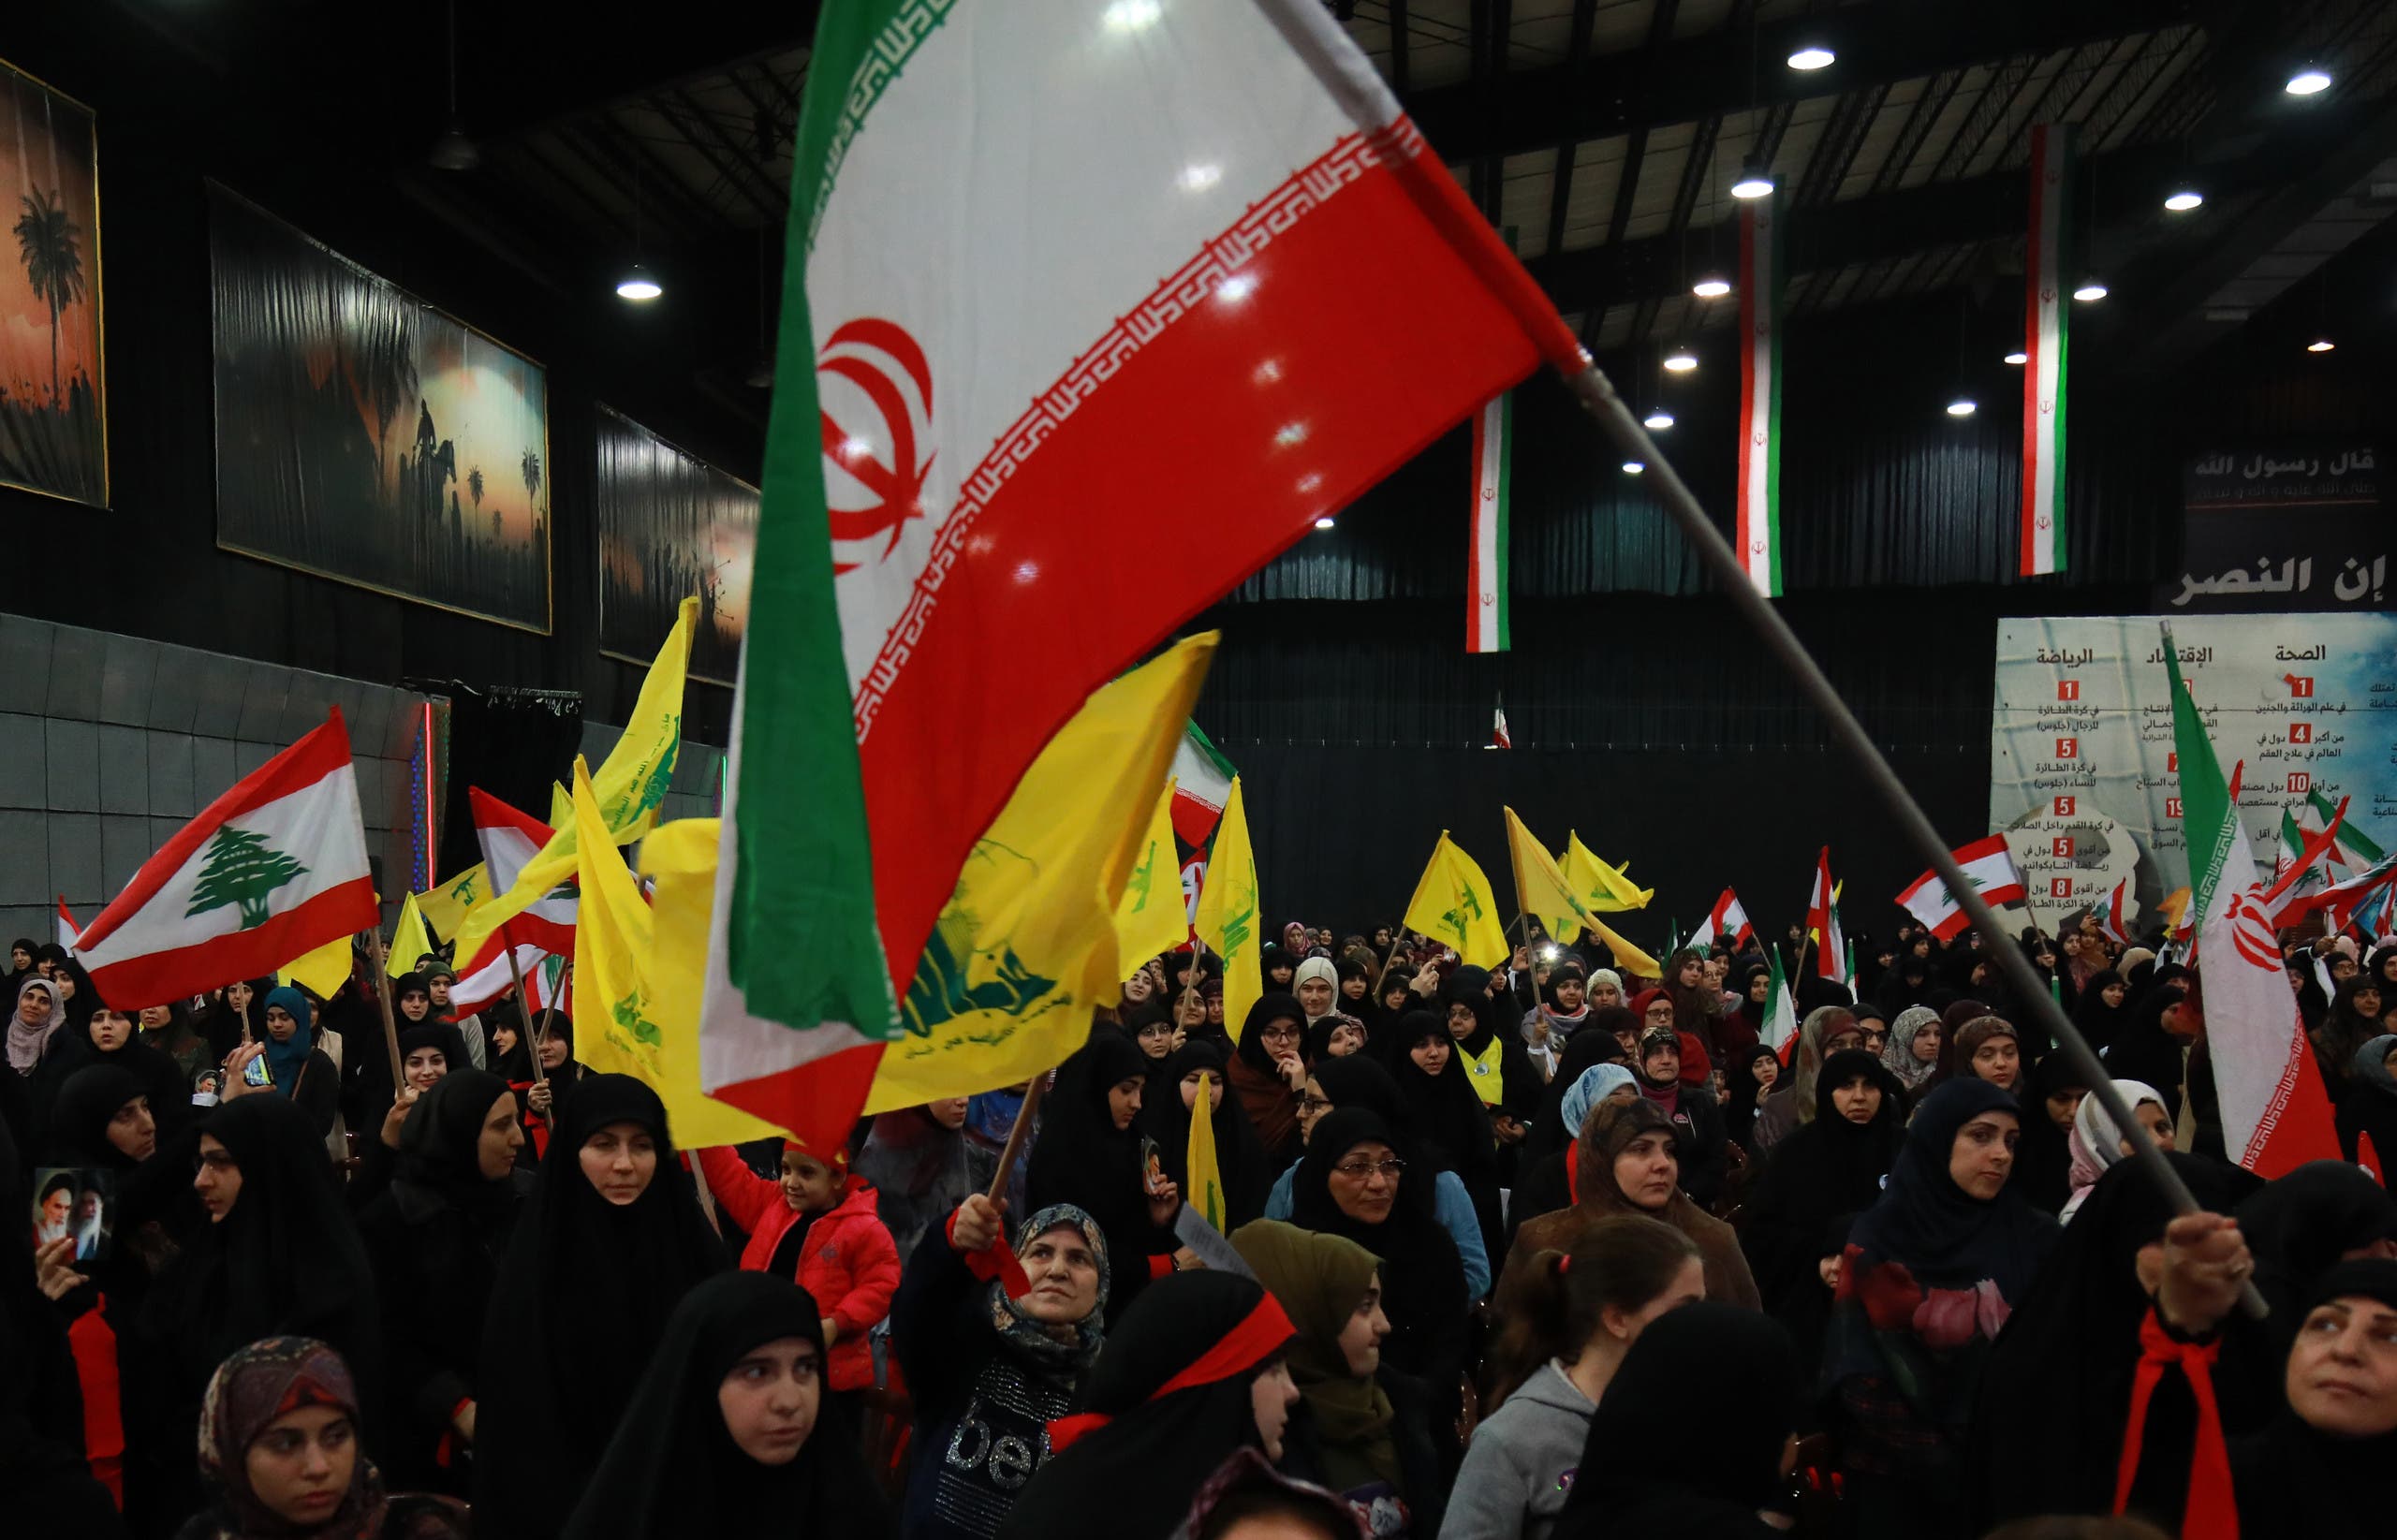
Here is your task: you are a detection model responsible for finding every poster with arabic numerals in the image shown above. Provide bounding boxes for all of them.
[1988,614,2397,934]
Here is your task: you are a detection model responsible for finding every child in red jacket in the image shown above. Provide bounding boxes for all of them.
[696,1141,902,1409]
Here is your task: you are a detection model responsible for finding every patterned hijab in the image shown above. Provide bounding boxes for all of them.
[990,1203,1110,1371]
[1884,1005,1942,1091]
[195,1337,386,1540]
[6,975,61,1072]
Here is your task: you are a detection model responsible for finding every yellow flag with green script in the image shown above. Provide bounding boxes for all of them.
[1401,831,1508,968]
[1187,1069,1225,1230]
[864,634,1216,1110]
[1112,777,1186,976]
[1563,833,1653,913]
[1193,774,1261,1042]
[414,862,489,942]
[1507,807,1598,945]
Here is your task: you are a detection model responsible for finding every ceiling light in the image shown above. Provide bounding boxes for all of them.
[2307,337,2336,353]
[1178,163,1221,192]
[1314,516,1336,530]
[743,357,774,389]
[428,123,479,172]
[1662,347,1698,373]
[1787,47,1835,71]
[2163,189,2203,212]
[1946,397,1977,418]
[2004,350,2028,365]
[2072,280,2109,301]
[1642,409,1675,430]
[2285,68,2331,96]
[1691,275,1732,299]
[1104,0,1162,32]
[1729,163,1775,199]
[1622,461,1645,475]
[615,264,662,301]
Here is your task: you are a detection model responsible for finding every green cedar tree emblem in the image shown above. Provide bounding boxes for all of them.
[184,826,311,928]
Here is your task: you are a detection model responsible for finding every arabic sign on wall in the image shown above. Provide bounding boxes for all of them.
[1988,614,2397,933]
[2160,446,2388,613]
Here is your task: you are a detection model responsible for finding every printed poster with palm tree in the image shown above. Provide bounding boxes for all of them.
[0,59,105,508]
[595,403,757,686]
[207,183,551,632]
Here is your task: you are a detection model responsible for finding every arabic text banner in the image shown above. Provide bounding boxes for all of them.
[1988,614,2397,932]
[2159,445,2389,615]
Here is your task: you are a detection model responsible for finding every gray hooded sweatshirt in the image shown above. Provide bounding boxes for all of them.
[1439,1361,1596,1540]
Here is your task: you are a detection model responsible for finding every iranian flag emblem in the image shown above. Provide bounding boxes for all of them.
[699,0,1583,1143]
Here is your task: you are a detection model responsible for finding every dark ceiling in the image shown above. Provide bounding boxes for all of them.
[94,0,2397,436]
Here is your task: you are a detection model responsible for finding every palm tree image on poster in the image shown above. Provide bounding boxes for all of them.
[207,184,551,631]
[594,403,757,685]
[0,59,106,507]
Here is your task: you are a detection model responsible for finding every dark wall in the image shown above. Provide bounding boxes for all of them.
[0,10,747,741]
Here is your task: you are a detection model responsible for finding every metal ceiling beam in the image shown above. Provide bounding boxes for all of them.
[1540,0,1604,257]
[655,89,789,224]
[1404,0,2197,166]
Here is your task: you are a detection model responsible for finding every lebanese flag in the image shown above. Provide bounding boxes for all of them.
[76,711,377,1005]
[450,941,545,1019]
[2291,850,2397,936]
[467,789,578,959]
[55,898,78,954]
[1894,835,2028,942]
[2021,123,2070,577]
[2164,641,2338,1176]
[1169,722,1238,847]
[1736,189,1783,596]
[1690,888,1754,951]
[1806,847,1847,985]
[2095,875,2131,945]
[700,0,1583,1137]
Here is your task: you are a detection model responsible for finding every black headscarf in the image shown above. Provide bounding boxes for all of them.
[392,1067,520,1225]
[1138,1039,1271,1230]
[2070,968,2131,1050]
[1720,1041,1782,1154]
[2100,982,2193,1122]
[2009,1051,2086,1215]
[1027,1027,1160,1324]
[1288,1107,1465,1384]
[1519,1022,1631,1168]
[995,1271,1295,1540]
[473,1074,728,1540]
[397,1019,471,1080]
[1970,1151,2264,1527]
[1554,1302,1799,1540]
[1308,1053,1405,1128]
[1377,1008,1494,1182]
[1441,967,1540,1121]
[2229,1259,2397,1540]
[41,1063,149,1170]
[2232,1159,2397,1361]
[560,1271,893,1540]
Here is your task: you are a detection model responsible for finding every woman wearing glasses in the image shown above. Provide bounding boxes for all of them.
[1229,994,1311,1169]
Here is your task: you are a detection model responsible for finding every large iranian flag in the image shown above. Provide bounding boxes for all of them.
[1737,189,1783,596]
[2163,639,2338,1175]
[2021,123,2070,577]
[700,0,1582,1132]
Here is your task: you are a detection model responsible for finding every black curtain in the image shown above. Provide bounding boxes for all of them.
[435,687,585,877]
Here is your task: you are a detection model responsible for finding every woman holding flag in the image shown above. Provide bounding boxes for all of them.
[1027,1026,1185,1324]
[1139,1039,1271,1233]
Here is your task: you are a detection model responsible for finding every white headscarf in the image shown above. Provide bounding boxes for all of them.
[1292,958,1339,1022]
[7,975,62,1073]
[2062,1078,2166,1222]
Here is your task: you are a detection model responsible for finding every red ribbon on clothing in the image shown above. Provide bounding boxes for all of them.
[2112,1307,2236,1540]
[1048,1294,1297,1452]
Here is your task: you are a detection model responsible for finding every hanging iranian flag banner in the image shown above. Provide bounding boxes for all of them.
[1468,387,1511,652]
[2021,123,2071,577]
[1736,188,1783,597]
[2163,636,2338,1176]
[700,0,1583,1132]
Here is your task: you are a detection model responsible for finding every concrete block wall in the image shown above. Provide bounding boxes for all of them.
[0,612,437,952]
[576,719,726,829]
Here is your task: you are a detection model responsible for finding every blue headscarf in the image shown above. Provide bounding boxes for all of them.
[260,985,315,1094]
[1559,1063,1638,1140]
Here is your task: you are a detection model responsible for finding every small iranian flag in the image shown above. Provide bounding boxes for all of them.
[1170,721,1237,847]
[1689,887,1754,951]
[1805,846,1847,986]
[1894,835,2027,942]
[1736,189,1783,597]
[2021,123,2071,577]
[76,711,377,1005]
[1491,705,1512,749]
[1761,947,1798,1058]
[702,0,1581,1135]
[2095,874,2131,945]
[2164,636,2338,1175]
[1468,387,1511,652]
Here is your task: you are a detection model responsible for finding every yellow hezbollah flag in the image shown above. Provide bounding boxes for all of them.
[574,765,785,1148]
[1113,777,1185,976]
[1402,831,1508,969]
[547,782,573,833]
[1563,833,1653,913]
[388,893,435,980]
[864,634,1216,1111]
[278,931,353,999]
[454,596,695,970]
[1188,1070,1226,1231]
[1506,807,1597,945]
[1194,775,1261,1042]
[414,863,489,942]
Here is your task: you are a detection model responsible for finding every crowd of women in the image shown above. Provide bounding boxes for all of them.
[6,917,2397,1540]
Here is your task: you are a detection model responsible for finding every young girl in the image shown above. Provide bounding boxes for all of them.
[1450,1214,1706,1540]
[695,1140,902,1421]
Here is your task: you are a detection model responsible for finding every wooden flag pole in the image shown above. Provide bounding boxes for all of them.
[362,926,404,1089]
[982,1073,1048,1207]
[532,963,567,1072]
[1551,356,2266,1319]
[503,946,547,1086]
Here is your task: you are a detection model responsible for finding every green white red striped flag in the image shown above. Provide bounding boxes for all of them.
[1468,386,1511,652]
[699,0,1584,1143]
[2021,123,2071,576]
[1736,189,1783,596]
